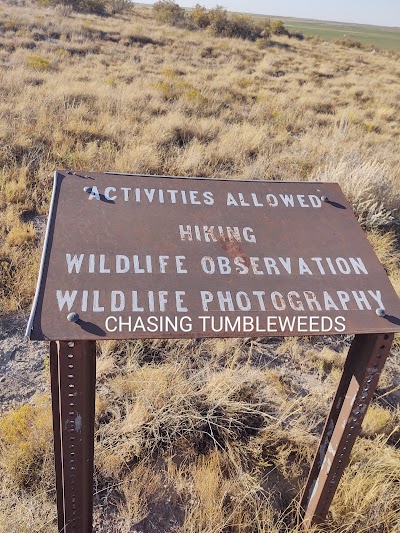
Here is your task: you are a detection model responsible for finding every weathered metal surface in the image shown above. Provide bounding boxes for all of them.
[301,332,394,527]
[50,341,64,532]
[50,340,96,532]
[27,171,400,340]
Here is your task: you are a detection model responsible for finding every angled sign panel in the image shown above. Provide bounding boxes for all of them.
[27,171,400,340]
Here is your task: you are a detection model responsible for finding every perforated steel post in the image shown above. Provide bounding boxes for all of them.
[50,340,96,532]
[301,333,394,527]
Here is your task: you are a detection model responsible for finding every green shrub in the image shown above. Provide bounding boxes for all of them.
[26,55,51,71]
[333,37,363,49]
[208,7,270,41]
[289,31,304,41]
[152,3,275,42]
[208,6,230,36]
[153,0,186,26]
[108,0,132,15]
[257,18,271,39]
[228,14,262,41]
[38,0,106,15]
[271,20,289,36]
[190,3,210,28]
[150,2,291,43]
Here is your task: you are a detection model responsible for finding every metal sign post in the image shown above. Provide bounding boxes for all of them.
[26,171,400,532]
[50,340,96,532]
[301,332,394,526]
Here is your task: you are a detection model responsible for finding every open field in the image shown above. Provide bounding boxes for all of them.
[140,3,400,51]
[0,1,400,531]
[275,18,400,51]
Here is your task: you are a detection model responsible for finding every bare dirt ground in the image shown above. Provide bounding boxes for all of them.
[0,214,48,412]
[0,311,47,412]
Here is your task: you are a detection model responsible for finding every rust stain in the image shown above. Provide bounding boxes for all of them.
[220,240,250,266]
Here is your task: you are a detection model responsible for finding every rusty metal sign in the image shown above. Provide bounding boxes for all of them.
[26,170,400,532]
[27,171,400,340]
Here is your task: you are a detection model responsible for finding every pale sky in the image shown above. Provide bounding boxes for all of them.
[143,1,400,28]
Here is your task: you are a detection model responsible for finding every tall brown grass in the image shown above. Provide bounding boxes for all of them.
[0,2,399,531]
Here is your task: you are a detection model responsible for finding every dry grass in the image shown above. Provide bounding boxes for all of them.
[331,437,400,532]
[1,335,400,530]
[1,3,400,314]
[0,1,399,531]
[0,395,53,487]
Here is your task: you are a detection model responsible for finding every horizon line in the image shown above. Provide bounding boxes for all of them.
[135,2,400,31]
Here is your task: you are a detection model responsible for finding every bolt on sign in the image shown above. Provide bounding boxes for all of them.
[27,171,400,532]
